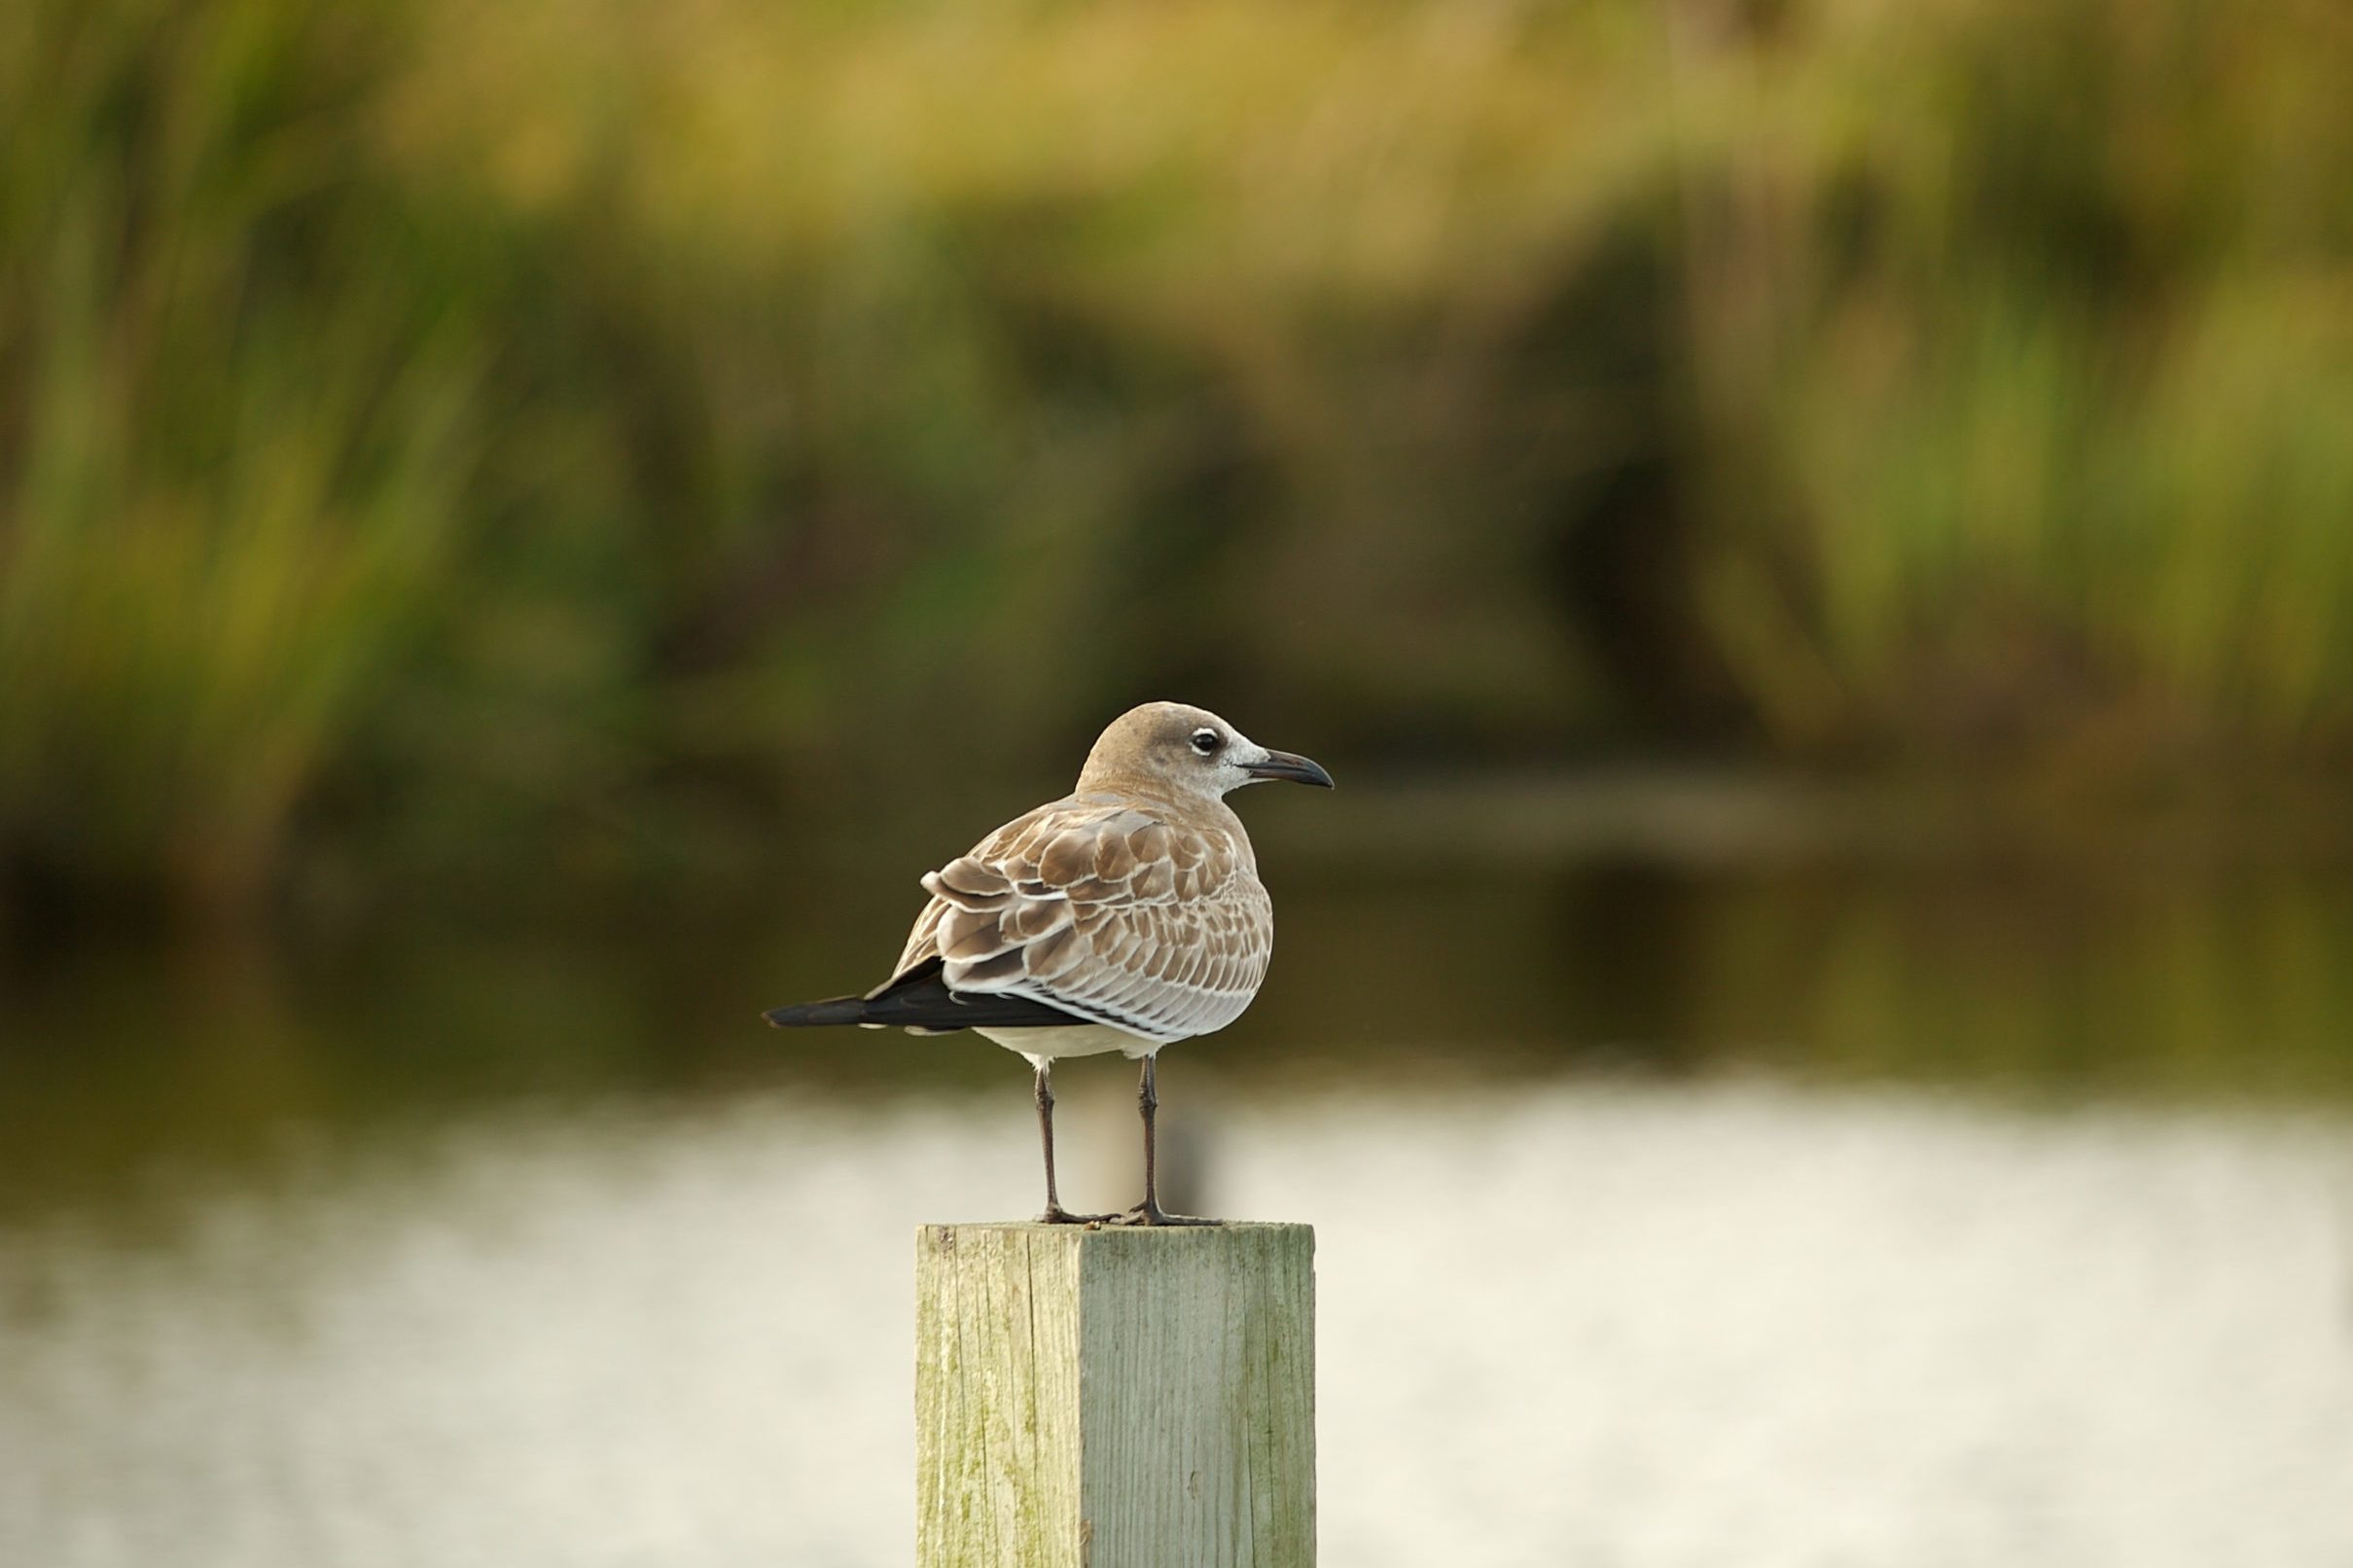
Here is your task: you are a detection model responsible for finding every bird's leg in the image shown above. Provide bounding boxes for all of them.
[1033,1059,1111,1225]
[1125,1052,1219,1227]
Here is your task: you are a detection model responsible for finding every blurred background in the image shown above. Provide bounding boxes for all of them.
[5,0,2353,1563]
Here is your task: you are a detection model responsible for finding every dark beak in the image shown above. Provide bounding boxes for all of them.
[1244,748,1335,788]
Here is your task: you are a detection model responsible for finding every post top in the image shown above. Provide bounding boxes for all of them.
[917,1224,1317,1233]
[918,1220,1314,1246]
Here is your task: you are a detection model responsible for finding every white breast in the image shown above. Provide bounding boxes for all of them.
[975,1022,1157,1063]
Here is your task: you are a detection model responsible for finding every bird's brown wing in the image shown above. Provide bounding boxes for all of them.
[889,799,1271,1044]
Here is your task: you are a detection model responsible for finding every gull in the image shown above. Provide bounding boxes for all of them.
[763,701,1333,1226]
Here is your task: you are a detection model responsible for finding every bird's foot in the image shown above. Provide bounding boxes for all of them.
[1119,1201,1223,1228]
[1036,1205,1119,1226]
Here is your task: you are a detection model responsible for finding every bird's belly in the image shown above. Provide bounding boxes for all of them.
[973,1022,1159,1061]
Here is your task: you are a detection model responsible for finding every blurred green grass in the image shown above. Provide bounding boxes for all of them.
[5,0,2352,918]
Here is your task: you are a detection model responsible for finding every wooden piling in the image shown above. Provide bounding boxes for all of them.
[915,1222,1315,1568]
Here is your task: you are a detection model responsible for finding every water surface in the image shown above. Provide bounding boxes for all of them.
[5,1083,2348,1568]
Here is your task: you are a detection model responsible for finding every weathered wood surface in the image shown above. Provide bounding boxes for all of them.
[916,1222,1315,1568]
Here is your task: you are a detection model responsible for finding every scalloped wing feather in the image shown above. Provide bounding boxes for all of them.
[885,798,1269,1043]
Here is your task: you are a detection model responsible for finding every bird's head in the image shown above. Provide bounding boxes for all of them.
[1076,701,1335,803]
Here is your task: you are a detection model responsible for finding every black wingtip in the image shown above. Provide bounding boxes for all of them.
[763,997,870,1028]
[762,958,1097,1033]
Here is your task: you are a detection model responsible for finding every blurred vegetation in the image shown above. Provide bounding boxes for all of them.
[5,0,2353,920]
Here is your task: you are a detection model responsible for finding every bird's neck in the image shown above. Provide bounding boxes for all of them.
[1073,777,1245,834]
[1073,767,1187,808]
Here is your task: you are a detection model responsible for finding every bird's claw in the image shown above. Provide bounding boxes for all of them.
[1037,1205,1119,1226]
[1119,1202,1223,1228]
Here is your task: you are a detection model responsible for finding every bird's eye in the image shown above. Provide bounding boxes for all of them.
[1190,728,1224,756]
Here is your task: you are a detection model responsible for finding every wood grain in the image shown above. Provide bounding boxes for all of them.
[916,1223,1315,1568]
